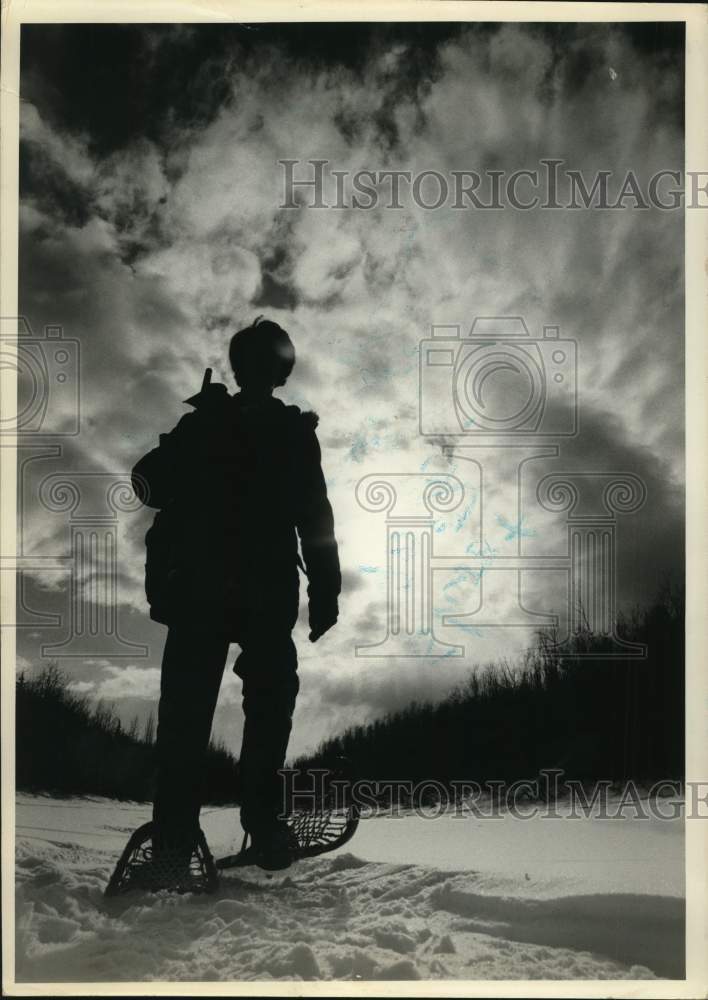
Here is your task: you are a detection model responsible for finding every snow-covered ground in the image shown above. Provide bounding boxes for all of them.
[14,793,684,983]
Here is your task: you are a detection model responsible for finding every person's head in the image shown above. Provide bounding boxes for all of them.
[228,316,296,392]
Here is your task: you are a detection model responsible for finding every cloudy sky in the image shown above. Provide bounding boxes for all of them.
[16,21,684,757]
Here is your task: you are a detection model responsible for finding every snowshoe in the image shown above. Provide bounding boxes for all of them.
[105,822,219,897]
[216,803,359,871]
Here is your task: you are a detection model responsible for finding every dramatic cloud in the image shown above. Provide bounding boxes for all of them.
[16,23,684,757]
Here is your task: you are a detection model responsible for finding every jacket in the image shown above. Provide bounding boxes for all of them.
[131,390,341,635]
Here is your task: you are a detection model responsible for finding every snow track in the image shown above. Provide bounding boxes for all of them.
[14,794,684,983]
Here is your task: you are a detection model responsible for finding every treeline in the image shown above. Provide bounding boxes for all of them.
[16,586,684,805]
[16,664,239,802]
[293,585,685,797]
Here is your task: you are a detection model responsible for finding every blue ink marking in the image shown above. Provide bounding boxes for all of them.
[347,415,404,462]
[496,514,536,542]
[454,500,477,532]
[359,565,379,574]
[422,633,460,659]
[465,540,497,557]
[443,569,477,594]
[348,434,368,463]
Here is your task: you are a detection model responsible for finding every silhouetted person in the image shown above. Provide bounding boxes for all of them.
[131,317,341,871]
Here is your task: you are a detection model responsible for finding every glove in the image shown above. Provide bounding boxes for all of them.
[308,593,339,642]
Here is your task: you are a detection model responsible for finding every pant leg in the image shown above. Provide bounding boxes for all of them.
[234,627,299,837]
[153,626,230,845]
